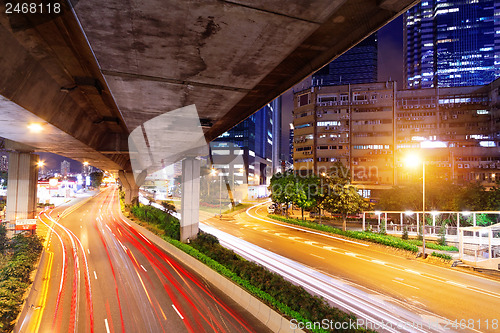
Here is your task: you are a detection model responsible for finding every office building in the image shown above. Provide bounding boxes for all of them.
[61,160,70,176]
[293,79,500,196]
[212,98,280,186]
[405,0,500,89]
[0,155,7,172]
[312,34,378,86]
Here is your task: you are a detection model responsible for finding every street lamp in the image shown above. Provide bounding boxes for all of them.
[211,168,222,217]
[405,153,427,258]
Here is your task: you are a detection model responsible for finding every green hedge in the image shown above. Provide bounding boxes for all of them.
[431,252,453,261]
[407,239,458,252]
[130,204,180,240]
[0,233,44,331]
[268,214,419,253]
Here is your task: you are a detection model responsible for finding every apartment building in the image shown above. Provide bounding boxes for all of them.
[292,80,500,193]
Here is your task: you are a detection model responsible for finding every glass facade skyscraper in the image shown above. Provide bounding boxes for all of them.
[405,0,500,89]
[312,34,378,86]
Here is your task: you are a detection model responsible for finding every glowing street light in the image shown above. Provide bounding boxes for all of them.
[36,161,45,168]
[405,153,427,258]
[27,123,44,133]
[83,161,89,166]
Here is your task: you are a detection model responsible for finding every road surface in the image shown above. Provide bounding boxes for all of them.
[16,188,268,333]
[202,202,500,333]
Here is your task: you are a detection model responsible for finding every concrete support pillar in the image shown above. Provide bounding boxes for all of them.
[384,212,387,231]
[180,157,200,242]
[459,229,463,260]
[417,213,419,234]
[400,212,403,232]
[488,229,492,259]
[457,212,460,235]
[6,152,38,221]
[119,170,139,205]
[362,212,365,231]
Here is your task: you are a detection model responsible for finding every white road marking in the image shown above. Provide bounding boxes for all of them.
[345,252,357,257]
[80,225,83,229]
[405,269,422,275]
[393,279,419,290]
[262,239,272,242]
[104,319,110,333]
[94,271,97,280]
[304,241,318,246]
[371,260,386,265]
[87,249,90,254]
[311,254,325,260]
[172,304,184,320]
[141,265,147,272]
[446,280,467,288]
[323,246,337,251]
[394,277,404,281]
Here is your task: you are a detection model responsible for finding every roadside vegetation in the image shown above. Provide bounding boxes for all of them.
[430,252,453,261]
[123,197,370,333]
[267,214,458,253]
[0,225,43,331]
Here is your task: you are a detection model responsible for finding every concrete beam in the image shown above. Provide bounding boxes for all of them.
[6,152,38,221]
[180,158,201,242]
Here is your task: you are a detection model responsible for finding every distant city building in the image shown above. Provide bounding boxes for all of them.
[61,160,70,176]
[312,34,378,86]
[405,0,500,89]
[0,154,7,172]
[212,98,280,186]
[289,124,294,165]
[292,79,500,197]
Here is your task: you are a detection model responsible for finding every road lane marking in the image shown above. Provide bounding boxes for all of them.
[172,304,184,320]
[323,246,337,251]
[344,252,357,257]
[404,269,422,275]
[311,254,325,260]
[392,279,419,290]
[87,249,90,254]
[446,280,467,288]
[141,265,147,272]
[262,239,272,242]
[394,277,404,281]
[304,241,318,246]
[104,318,110,333]
[94,271,97,280]
[371,260,386,265]
[80,225,82,228]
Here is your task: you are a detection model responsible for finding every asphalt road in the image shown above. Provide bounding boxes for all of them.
[16,188,269,333]
[203,202,500,333]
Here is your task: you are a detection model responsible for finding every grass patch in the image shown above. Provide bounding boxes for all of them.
[268,214,419,253]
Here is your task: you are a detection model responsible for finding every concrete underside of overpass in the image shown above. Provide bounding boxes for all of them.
[0,0,417,173]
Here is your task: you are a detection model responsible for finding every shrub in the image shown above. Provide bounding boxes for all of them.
[431,252,453,261]
[402,226,409,240]
[268,214,419,253]
[0,234,43,331]
[130,204,180,240]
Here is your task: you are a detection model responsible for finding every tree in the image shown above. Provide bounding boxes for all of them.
[293,174,321,220]
[90,172,104,188]
[322,162,366,231]
[269,172,296,217]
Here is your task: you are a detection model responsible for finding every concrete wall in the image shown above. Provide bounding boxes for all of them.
[119,210,304,333]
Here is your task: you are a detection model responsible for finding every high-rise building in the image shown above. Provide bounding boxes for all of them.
[312,34,378,86]
[61,160,70,176]
[0,155,7,172]
[212,98,280,186]
[405,0,500,89]
[293,79,500,197]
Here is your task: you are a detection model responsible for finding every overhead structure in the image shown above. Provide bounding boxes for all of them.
[0,0,418,172]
